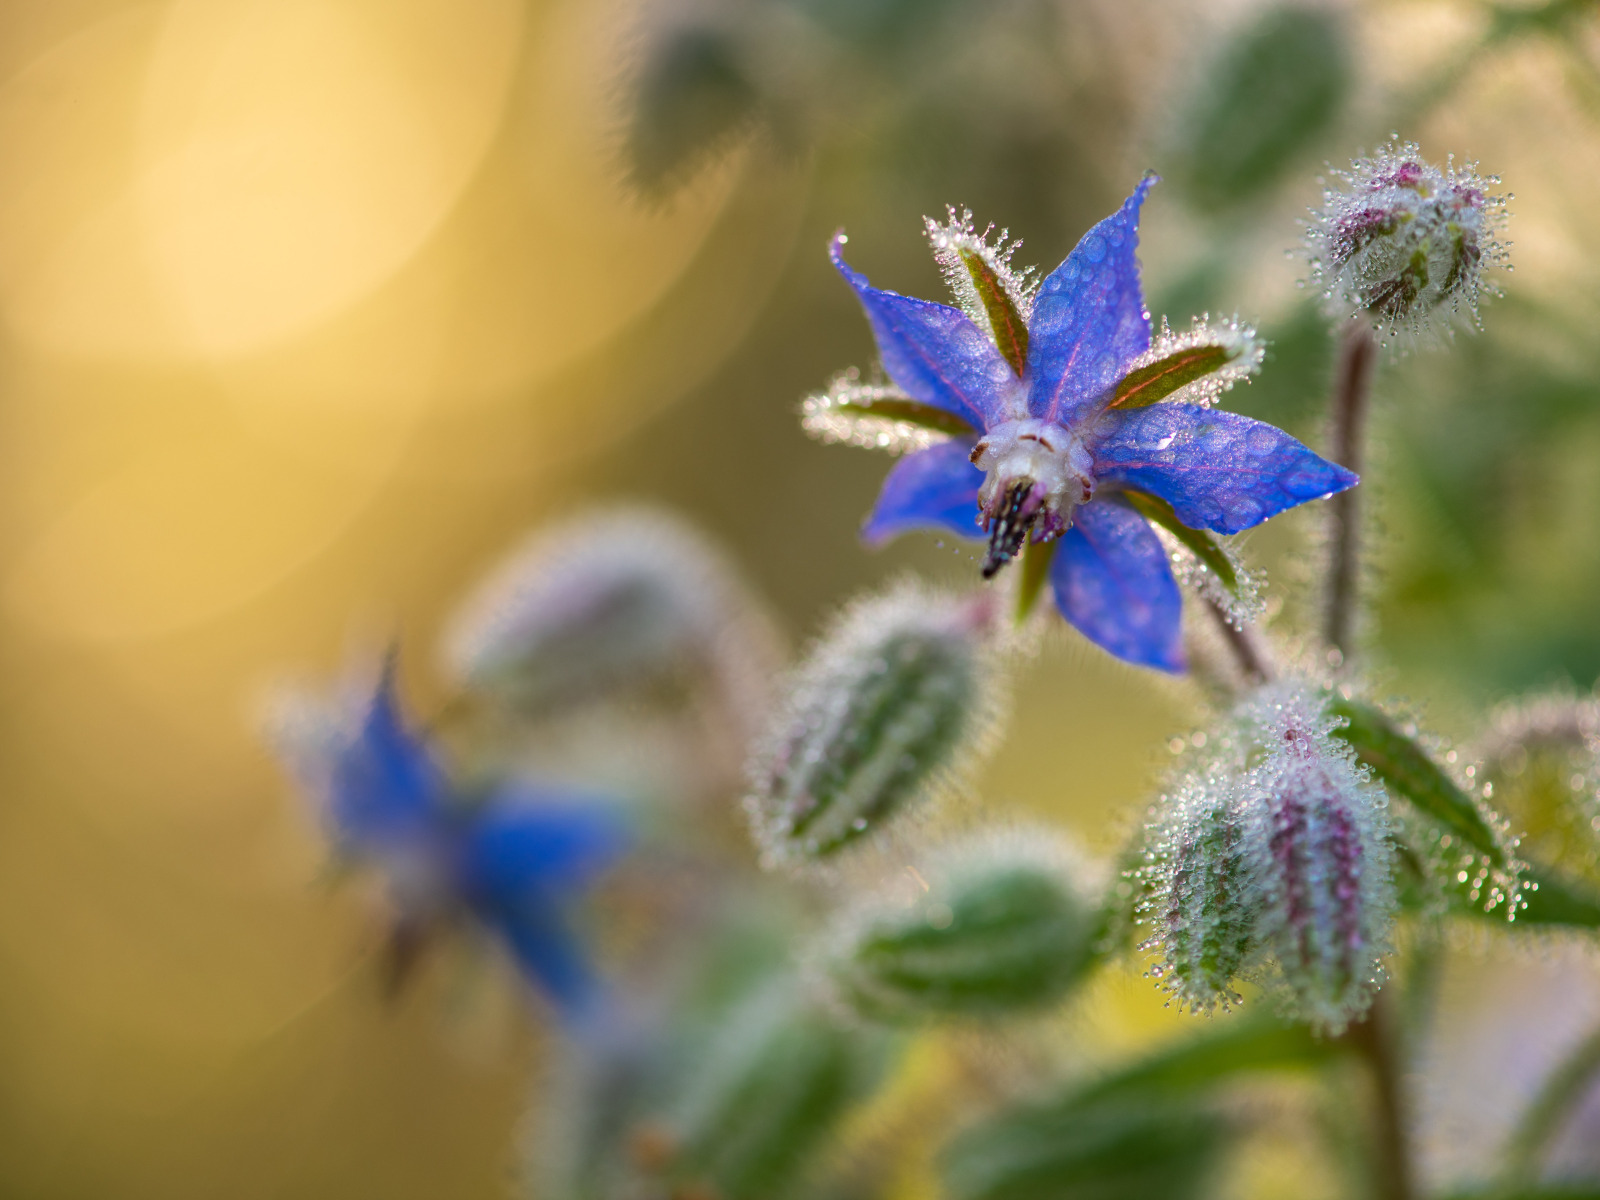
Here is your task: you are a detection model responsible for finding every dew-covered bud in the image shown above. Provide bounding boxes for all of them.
[1140,769,1260,1013]
[746,583,1004,865]
[1307,137,1509,339]
[824,829,1099,1021]
[1238,682,1395,1032]
[441,506,779,719]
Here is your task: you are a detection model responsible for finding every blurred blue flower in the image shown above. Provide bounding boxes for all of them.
[819,176,1357,671]
[300,662,627,1025]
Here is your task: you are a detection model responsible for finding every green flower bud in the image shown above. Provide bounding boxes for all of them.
[442,506,778,718]
[663,982,891,1200]
[826,830,1098,1021]
[747,583,1004,864]
[1140,769,1260,1013]
[1307,138,1509,340]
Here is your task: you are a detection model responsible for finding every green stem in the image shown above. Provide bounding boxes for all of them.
[1202,594,1274,687]
[1504,1020,1600,1180]
[1342,993,1416,1200]
[1013,538,1056,626]
[1324,321,1377,662]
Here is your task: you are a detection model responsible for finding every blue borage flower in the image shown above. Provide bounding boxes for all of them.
[287,661,627,1025]
[805,176,1357,672]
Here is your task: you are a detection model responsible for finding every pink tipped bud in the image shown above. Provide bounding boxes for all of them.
[1239,683,1395,1032]
[1307,138,1509,341]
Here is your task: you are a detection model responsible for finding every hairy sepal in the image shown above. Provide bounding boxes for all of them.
[925,208,1038,376]
[801,370,977,455]
[1111,316,1266,410]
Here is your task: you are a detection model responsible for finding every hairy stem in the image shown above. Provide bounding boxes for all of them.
[1503,1018,1600,1180]
[1342,993,1415,1200]
[1203,595,1274,687]
[1324,321,1377,661]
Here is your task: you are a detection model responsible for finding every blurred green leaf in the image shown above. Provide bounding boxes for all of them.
[1515,867,1600,927]
[1173,6,1351,211]
[1328,699,1600,926]
[943,1097,1227,1200]
[1073,1017,1349,1106]
[1328,697,1504,863]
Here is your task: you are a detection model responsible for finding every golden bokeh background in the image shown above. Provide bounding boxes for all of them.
[1,0,1597,1196]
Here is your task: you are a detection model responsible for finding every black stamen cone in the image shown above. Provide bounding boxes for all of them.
[982,479,1038,579]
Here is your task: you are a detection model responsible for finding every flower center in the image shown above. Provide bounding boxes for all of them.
[969,419,1094,578]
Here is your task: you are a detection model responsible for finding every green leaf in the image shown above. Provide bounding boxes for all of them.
[1112,343,1235,409]
[1327,699,1600,929]
[1326,698,1503,864]
[1515,867,1600,927]
[1119,491,1240,596]
[1175,6,1351,210]
[1072,1018,1349,1106]
[830,395,979,438]
[1014,538,1056,625]
[943,1098,1228,1200]
[960,248,1029,375]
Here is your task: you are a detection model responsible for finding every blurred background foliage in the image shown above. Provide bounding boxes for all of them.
[1,0,1599,1197]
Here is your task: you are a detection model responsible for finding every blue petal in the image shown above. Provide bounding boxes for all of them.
[458,787,628,907]
[489,904,603,1021]
[861,440,984,546]
[1051,497,1184,673]
[1092,404,1359,534]
[1026,177,1156,426]
[330,662,448,846]
[831,235,1010,431]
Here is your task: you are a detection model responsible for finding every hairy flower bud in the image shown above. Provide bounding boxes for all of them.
[1307,137,1509,339]
[1141,770,1260,1013]
[441,507,779,718]
[746,583,1004,865]
[662,982,889,1200]
[1239,683,1395,1032]
[825,830,1098,1021]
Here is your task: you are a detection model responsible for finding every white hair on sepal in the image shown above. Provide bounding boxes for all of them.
[799,369,954,456]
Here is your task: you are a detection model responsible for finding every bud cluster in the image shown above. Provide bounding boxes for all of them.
[1141,681,1395,1031]
[1306,137,1509,340]
[745,582,1005,866]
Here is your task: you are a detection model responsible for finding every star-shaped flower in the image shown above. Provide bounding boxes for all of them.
[805,176,1357,672]
[278,662,627,1024]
